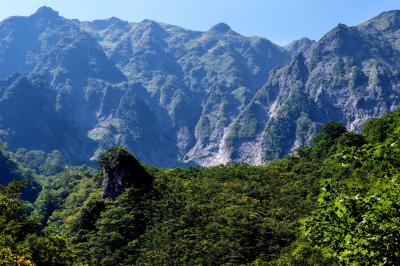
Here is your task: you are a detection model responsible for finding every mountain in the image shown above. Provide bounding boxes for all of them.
[81,18,290,165]
[0,7,290,166]
[220,10,400,163]
[0,6,128,163]
[0,7,400,166]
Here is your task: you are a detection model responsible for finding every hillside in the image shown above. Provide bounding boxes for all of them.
[0,142,40,201]
[1,109,400,264]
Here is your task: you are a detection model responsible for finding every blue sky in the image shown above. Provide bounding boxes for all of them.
[1,0,399,45]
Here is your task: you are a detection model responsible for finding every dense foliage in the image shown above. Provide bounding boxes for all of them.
[3,110,400,265]
[0,182,73,265]
[15,149,67,176]
[303,111,400,265]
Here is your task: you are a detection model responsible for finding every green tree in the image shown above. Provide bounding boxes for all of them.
[311,121,347,157]
[0,182,75,265]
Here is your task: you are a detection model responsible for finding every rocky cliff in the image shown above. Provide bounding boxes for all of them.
[0,7,400,166]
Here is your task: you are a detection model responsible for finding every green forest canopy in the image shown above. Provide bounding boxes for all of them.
[2,110,400,265]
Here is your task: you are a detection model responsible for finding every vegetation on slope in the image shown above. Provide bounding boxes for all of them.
[2,110,400,265]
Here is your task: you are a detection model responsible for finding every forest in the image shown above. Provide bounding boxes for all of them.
[2,109,400,265]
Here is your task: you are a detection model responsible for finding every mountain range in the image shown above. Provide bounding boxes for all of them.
[0,6,399,166]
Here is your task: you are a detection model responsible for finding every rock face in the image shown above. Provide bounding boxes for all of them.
[101,147,153,199]
[1,7,400,166]
[220,11,400,163]
[0,6,290,166]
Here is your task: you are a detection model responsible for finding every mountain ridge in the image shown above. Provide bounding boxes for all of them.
[0,7,400,166]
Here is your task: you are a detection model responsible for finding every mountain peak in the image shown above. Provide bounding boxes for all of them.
[136,19,165,31]
[373,10,400,22]
[308,22,362,61]
[326,23,354,38]
[90,16,128,30]
[358,9,400,32]
[107,16,125,24]
[132,19,168,40]
[140,19,158,25]
[32,6,59,18]
[209,22,231,34]
[138,19,164,30]
[285,37,315,57]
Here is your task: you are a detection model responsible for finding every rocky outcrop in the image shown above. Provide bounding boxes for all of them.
[100,147,153,199]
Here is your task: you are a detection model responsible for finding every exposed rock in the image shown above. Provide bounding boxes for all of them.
[221,11,400,164]
[1,7,400,167]
[100,147,153,199]
[0,7,290,167]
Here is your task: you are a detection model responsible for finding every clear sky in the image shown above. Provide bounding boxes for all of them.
[1,0,400,45]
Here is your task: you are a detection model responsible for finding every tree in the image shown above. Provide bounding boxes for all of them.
[312,121,347,156]
[0,182,75,265]
[304,119,400,264]
[304,177,400,265]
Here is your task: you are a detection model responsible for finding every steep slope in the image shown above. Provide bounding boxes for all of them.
[82,19,290,165]
[0,75,79,154]
[0,7,291,166]
[222,10,400,163]
[1,7,400,166]
[0,7,137,163]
